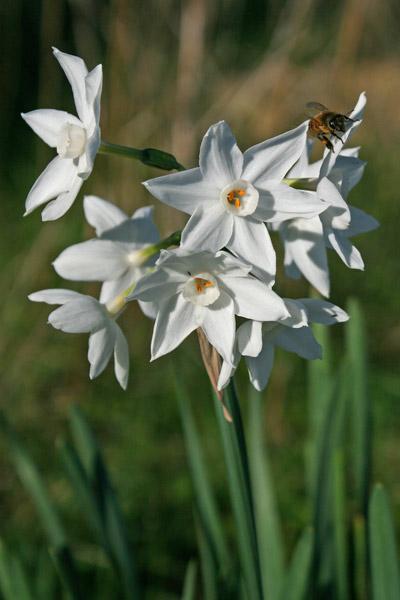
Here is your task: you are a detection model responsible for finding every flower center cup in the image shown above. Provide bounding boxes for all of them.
[220,179,259,217]
[182,272,220,306]
[57,123,87,159]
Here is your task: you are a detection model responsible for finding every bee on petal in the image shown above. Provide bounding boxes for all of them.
[306,102,357,152]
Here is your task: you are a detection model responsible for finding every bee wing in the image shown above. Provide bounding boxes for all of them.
[306,101,330,112]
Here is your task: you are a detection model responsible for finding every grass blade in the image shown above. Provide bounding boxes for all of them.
[247,386,284,600]
[181,560,197,600]
[353,516,368,600]
[68,405,139,600]
[332,450,349,600]
[214,380,263,600]
[369,484,400,600]
[346,298,371,515]
[280,528,313,600]
[175,375,231,571]
[0,539,34,600]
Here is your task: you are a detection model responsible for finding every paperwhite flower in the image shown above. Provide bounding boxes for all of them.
[143,121,326,281]
[127,248,290,364]
[21,48,102,221]
[218,298,349,391]
[29,289,129,388]
[273,93,378,297]
[53,195,160,304]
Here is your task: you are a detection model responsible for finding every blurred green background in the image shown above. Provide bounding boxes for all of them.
[1,0,400,596]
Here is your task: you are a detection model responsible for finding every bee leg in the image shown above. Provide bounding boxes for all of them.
[330,131,344,143]
[318,133,334,152]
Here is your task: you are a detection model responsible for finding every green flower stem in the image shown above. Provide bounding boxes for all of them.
[214,378,264,600]
[99,141,186,172]
[283,177,318,191]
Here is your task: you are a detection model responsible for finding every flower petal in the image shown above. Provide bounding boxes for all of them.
[114,325,129,389]
[318,177,350,230]
[40,175,83,221]
[181,203,233,252]
[85,64,102,127]
[79,127,100,178]
[227,217,276,282]
[144,168,219,215]
[274,326,322,360]
[83,195,127,234]
[201,291,236,364]
[48,297,106,333]
[24,155,78,216]
[88,324,115,378]
[242,121,308,184]
[346,206,379,237]
[326,229,364,269]
[283,218,330,297]
[151,293,202,360]
[100,269,138,303]
[21,109,80,147]
[29,288,86,305]
[199,121,243,187]
[222,277,289,321]
[127,267,184,303]
[237,320,263,357]
[53,239,129,281]
[245,343,275,391]
[53,47,89,124]
[298,299,349,324]
[255,183,325,222]
[101,215,159,246]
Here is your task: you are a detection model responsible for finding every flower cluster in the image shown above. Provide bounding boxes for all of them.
[25,49,378,394]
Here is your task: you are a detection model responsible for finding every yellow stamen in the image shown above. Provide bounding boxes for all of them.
[236,189,246,195]
[227,188,246,209]
[195,277,213,293]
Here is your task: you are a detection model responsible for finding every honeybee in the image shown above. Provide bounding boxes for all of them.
[306,102,357,152]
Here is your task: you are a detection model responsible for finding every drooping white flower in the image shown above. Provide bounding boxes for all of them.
[272,93,378,297]
[21,48,102,221]
[53,195,160,304]
[143,121,326,281]
[127,248,291,365]
[29,289,129,388]
[218,298,349,391]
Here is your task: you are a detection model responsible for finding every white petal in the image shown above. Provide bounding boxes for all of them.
[85,64,102,127]
[151,293,202,360]
[128,268,184,303]
[282,298,309,328]
[99,269,138,303]
[21,109,80,147]
[298,299,349,324]
[53,239,129,281]
[113,325,129,389]
[79,127,100,178]
[138,300,158,321]
[88,324,115,378]
[40,175,83,221]
[83,195,128,234]
[24,156,78,216]
[237,320,263,357]
[181,203,233,252]
[144,168,219,215]
[326,229,364,269]
[255,183,325,222]
[346,206,379,237]
[201,291,236,364]
[132,205,154,219]
[101,214,159,246]
[274,327,322,360]
[318,178,350,230]
[283,218,330,297]
[53,47,89,124]
[29,288,86,305]
[199,121,243,187]
[48,297,106,333]
[242,122,308,184]
[223,277,289,322]
[246,343,275,391]
[217,358,236,390]
[227,217,276,281]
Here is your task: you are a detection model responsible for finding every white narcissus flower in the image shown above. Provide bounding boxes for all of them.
[21,48,102,221]
[143,121,326,281]
[218,298,349,391]
[29,289,129,389]
[53,195,160,304]
[273,93,378,297]
[127,249,291,365]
